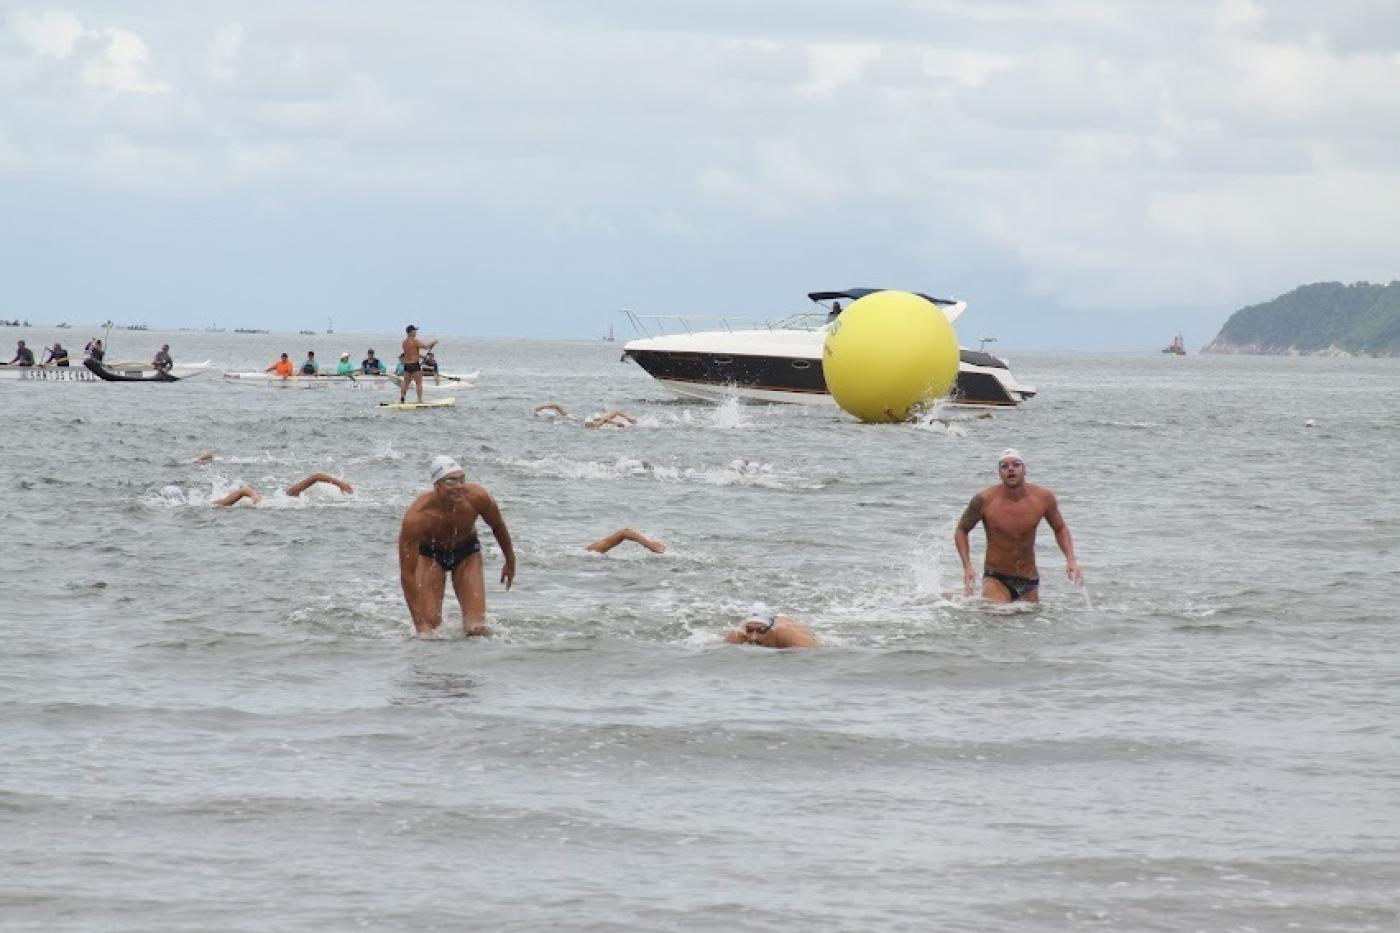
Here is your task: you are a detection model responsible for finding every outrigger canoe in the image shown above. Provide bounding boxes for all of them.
[221,370,476,390]
[0,360,210,382]
[83,359,212,382]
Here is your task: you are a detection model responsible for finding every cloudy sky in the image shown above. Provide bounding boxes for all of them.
[2,1,1397,348]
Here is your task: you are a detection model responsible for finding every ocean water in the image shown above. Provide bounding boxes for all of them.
[2,330,1398,932]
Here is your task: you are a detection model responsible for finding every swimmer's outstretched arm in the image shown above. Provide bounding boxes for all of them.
[584,411,637,429]
[213,486,262,507]
[191,451,215,464]
[534,403,569,417]
[585,528,666,554]
[285,473,353,497]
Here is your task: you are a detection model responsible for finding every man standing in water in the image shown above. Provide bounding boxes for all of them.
[399,324,437,404]
[954,448,1083,603]
[399,456,515,636]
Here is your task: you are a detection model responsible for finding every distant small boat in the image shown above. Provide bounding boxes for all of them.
[298,329,316,335]
[234,328,269,334]
[1162,334,1186,355]
[55,322,72,329]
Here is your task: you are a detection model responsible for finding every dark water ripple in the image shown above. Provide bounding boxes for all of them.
[1,334,1398,931]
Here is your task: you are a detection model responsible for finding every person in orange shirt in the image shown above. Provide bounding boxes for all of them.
[265,353,294,379]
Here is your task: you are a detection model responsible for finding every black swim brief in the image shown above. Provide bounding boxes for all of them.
[403,362,422,374]
[983,570,1040,601]
[419,536,481,572]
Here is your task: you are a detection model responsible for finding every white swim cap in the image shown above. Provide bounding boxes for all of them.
[998,448,1025,465]
[742,605,777,631]
[429,455,464,484]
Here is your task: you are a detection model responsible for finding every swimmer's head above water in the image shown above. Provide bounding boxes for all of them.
[998,448,1026,487]
[742,605,778,635]
[429,455,466,494]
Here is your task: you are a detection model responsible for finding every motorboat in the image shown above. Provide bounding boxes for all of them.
[620,288,1036,407]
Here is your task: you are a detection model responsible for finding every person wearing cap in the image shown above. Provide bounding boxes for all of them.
[361,349,385,375]
[399,324,438,404]
[265,353,294,379]
[398,455,515,636]
[954,448,1083,603]
[335,352,355,376]
[43,342,70,366]
[724,607,819,649]
[151,343,173,373]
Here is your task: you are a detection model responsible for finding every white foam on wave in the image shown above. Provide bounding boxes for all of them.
[370,440,404,461]
[501,454,814,490]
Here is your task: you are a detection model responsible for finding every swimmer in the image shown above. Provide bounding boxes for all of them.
[534,403,571,418]
[953,448,1083,603]
[584,410,637,429]
[191,451,215,464]
[585,528,666,554]
[213,473,354,507]
[398,456,515,637]
[724,606,819,649]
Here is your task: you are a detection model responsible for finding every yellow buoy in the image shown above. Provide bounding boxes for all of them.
[822,290,960,422]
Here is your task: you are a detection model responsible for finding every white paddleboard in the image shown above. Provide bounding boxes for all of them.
[378,397,456,410]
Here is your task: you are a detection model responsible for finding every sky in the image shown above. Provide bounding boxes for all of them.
[1,1,1398,349]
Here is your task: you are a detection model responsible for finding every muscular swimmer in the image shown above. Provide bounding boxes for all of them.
[398,456,515,636]
[954,448,1083,603]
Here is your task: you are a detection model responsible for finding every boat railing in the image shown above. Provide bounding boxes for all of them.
[619,309,828,339]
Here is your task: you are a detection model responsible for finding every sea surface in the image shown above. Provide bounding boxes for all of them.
[2,330,1398,932]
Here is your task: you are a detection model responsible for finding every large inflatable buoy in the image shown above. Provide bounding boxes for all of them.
[822,290,960,423]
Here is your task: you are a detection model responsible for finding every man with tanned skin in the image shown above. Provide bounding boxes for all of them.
[399,324,437,404]
[954,448,1084,603]
[724,606,820,649]
[399,456,515,636]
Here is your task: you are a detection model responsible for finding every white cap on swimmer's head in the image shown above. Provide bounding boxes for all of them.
[998,448,1025,466]
[429,455,464,484]
[742,605,777,632]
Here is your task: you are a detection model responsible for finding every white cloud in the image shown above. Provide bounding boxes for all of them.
[800,42,881,97]
[81,27,168,94]
[9,9,85,59]
[208,22,243,81]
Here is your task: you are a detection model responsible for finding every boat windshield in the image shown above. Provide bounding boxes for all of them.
[772,312,829,332]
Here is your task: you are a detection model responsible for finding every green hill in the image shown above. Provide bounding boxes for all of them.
[1202,282,1400,356]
